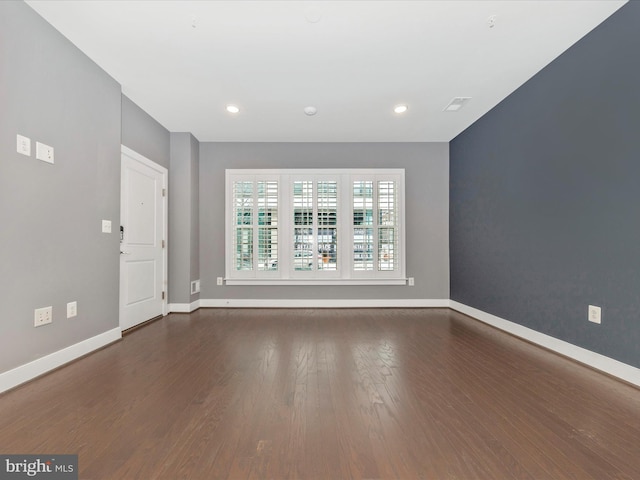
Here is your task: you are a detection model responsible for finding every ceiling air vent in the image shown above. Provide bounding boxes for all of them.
[443,97,471,112]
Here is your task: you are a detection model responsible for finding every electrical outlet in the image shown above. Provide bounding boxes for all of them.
[34,306,53,327]
[36,141,54,164]
[102,220,112,233]
[67,301,77,318]
[217,277,224,286]
[408,277,415,286]
[588,305,601,324]
[191,280,201,294]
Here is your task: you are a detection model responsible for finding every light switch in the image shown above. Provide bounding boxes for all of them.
[67,301,77,318]
[102,220,112,233]
[17,134,31,156]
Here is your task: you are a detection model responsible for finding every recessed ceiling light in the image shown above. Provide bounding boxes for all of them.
[393,104,408,114]
[226,105,240,114]
[444,97,471,112]
[304,106,318,116]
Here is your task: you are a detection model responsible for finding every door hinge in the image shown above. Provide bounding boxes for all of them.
[162,239,165,248]
[162,291,165,300]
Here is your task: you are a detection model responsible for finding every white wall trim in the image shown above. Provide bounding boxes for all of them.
[0,328,122,394]
[199,298,450,308]
[169,300,201,313]
[224,279,409,286]
[450,300,640,388]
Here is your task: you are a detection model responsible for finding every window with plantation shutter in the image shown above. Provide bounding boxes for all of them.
[225,169,405,285]
[232,180,253,272]
[228,175,279,278]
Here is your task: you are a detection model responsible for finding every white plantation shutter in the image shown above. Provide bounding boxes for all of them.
[352,180,374,271]
[378,180,397,272]
[232,180,253,272]
[226,169,405,285]
[351,173,403,280]
[257,180,278,271]
[228,174,280,279]
[317,180,338,272]
[292,180,314,272]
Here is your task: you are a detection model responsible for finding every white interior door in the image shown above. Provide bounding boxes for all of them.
[120,146,167,331]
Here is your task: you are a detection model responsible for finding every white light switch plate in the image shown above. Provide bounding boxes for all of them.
[102,220,112,233]
[588,305,601,324]
[67,301,77,318]
[17,134,31,156]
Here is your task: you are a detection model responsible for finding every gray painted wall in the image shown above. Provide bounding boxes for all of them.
[200,142,449,300]
[0,2,121,371]
[121,95,170,169]
[169,133,200,303]
[450,2,640,368]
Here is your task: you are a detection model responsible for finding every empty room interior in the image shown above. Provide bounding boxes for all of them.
[1,1,640,479]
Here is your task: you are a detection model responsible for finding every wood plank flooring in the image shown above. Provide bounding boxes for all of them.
[1,308,639,479]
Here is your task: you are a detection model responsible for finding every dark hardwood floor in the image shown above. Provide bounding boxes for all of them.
[1,308,639,479]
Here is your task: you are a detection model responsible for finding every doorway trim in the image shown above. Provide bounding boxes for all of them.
[120,145,168,330]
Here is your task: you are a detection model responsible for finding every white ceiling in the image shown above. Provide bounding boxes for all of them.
[26,0,626,143]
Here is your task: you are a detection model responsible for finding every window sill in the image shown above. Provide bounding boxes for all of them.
[224,278,408,286]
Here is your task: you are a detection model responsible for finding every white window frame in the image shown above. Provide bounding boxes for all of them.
[225,169,406,285]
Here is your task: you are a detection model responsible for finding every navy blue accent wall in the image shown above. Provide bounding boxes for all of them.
[450,2,640,368]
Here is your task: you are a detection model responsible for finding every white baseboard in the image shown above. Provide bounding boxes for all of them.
[199,298,450,308]
[0,328,122,394]
[168,300,201,313]
[450,300,640,388]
